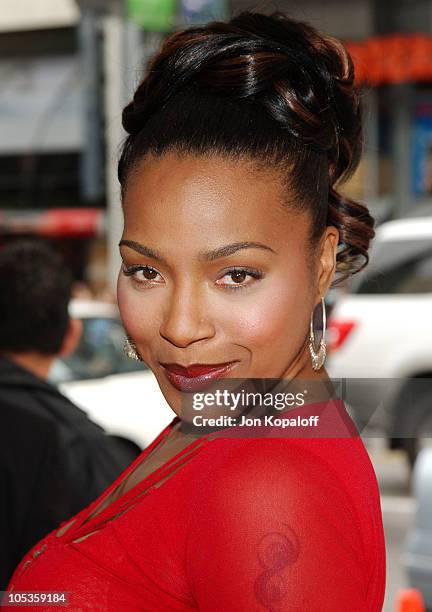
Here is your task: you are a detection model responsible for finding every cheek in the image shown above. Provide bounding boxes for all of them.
[117,275,161,347]
[213,273,311,351]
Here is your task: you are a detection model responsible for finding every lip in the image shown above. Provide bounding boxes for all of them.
[159,361,238,393]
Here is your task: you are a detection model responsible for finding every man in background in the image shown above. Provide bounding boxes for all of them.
[0,240,139,588]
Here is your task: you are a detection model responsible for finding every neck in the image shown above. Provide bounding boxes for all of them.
[1,351,54,381]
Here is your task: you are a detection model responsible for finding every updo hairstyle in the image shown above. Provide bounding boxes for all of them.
[118,11,375,286]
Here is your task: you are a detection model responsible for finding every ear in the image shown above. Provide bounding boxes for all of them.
[58,318,83,358]
[315,225,339,301]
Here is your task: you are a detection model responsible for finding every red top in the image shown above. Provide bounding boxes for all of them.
[6,399,386,611]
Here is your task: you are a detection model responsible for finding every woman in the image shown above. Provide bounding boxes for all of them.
[6,11,385,610]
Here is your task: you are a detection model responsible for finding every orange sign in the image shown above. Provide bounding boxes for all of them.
[345,34,432,86]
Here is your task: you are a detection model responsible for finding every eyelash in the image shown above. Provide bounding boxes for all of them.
[121,264,263,291]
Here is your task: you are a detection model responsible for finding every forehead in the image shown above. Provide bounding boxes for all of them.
[121,152,309,247]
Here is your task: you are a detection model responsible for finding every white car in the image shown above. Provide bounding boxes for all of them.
[403,447,432,610]
[48,300,174,449]
[327,216,432,466]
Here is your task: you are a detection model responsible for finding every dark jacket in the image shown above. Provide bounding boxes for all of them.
[0,355,140,589]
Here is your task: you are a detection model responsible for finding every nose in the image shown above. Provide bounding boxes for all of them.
[159,283,215,348]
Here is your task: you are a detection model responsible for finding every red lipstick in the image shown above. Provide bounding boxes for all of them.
[160,361,238,392]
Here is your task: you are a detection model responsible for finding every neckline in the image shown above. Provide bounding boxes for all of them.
[59,415,210,542]
[57,396,349,542]
[54,416,176,540]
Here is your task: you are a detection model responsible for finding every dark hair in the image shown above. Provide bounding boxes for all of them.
[0,240,72,354]
[118,11,375,284]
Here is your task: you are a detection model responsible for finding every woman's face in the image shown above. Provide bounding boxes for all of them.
[118,152,339,415]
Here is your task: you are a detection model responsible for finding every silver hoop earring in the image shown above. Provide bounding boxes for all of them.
[309,297,326,371]
[123,337,142,361]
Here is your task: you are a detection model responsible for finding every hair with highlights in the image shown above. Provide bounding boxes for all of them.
[118,11,375,285]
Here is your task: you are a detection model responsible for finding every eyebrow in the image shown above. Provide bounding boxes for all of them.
[119,239,277,263]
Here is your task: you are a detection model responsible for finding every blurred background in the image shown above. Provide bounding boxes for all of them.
[0,0,430,290]
[1,1,432,610]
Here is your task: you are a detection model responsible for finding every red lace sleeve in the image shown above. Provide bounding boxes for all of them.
[186,438,371,611]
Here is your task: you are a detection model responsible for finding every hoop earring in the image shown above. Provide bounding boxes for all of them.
[123,337,142,361]
[309,297,326,371]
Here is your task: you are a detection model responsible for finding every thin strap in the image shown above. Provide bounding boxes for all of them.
[68,437,211,541]
[66,430,210,540]
[114,437,209,512]
[67,415,180,535]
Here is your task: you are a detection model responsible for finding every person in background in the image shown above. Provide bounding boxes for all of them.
[0,239,140,589]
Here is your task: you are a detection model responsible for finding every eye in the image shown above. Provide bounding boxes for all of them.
[121,263,164,285]
[216,267,263,290]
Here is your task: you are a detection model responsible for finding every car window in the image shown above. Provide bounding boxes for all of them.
[50,317,146,383]
[353,239,432,295]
